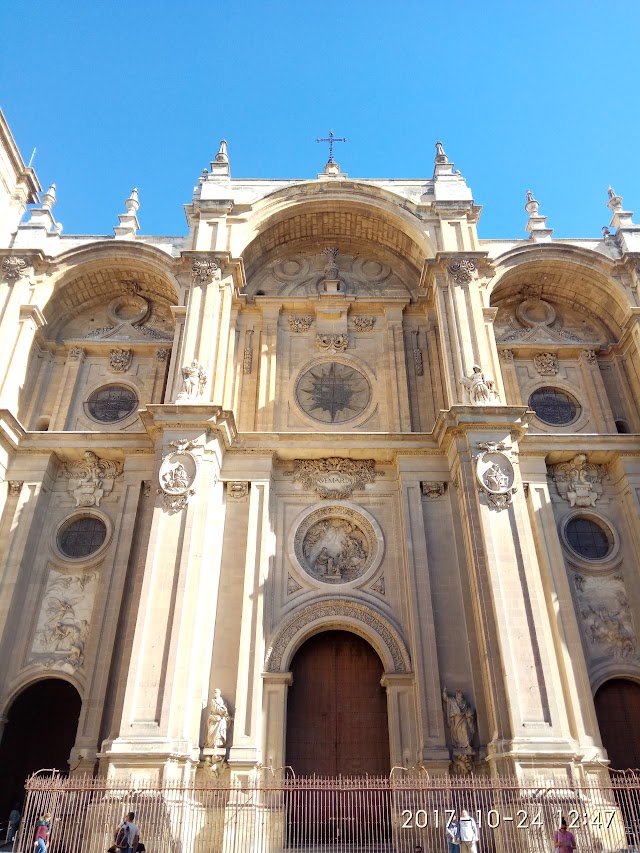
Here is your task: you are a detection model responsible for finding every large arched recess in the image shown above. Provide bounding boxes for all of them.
[286,630,390,776]
[236,181,435,292]
[0,678,82,819]
[488,244,630,340]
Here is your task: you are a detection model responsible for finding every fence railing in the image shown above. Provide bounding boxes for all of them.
[15,771,640,853]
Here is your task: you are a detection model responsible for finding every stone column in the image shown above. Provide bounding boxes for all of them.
[497,350,521,405]
[49,347,86,430]
[578,350,617,432]
[381,673,419,769]
[384,308,411,431]
[256,308,280,431]
[228,473,274,772]
[104,428,225,782]
[446,412,581,775]
[0,304,45,414]
[261,672,293,772]
[396,465,449,768]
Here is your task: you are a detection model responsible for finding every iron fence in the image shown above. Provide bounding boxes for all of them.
[13,771,640,853]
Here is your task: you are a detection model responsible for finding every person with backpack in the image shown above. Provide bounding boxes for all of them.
[114,813,140,853]
[33,814,51,853]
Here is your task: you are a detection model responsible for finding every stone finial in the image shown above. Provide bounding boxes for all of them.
[210,140,231,178]
[435,141,449,164]
[215,140,229,163]
[113,188,140,239]
[525,190,553,242]
[607,186,623,212]
[41,183,57,210]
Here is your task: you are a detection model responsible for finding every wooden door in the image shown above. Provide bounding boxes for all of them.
[286,630,390,776]
[595,679,640,770]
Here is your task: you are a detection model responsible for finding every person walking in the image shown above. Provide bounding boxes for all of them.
[457,809,479,853]
[554,817,576,853]
[114,812,140,853]
[446,812,460,853]
[33,814,51,853]
[7,804,21,842]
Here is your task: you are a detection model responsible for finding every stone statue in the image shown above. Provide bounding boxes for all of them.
[483,463,509,492]
[179,360,206,399]
[442,687,476,748]
[461,365,498,405]
[162,463,190,493]
[206,688,232,748]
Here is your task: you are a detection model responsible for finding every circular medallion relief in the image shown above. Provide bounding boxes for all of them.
[294,506,379,584]
[295,362,371,424]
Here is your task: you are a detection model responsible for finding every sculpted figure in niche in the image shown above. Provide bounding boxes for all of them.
[461,365,497,405]
[483,463,509,492]
[206,688,233,748]
[162,463,190,493]
[180,360,206,399]
[442,687,476,748]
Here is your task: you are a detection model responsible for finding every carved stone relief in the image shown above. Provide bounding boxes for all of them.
[59,451,123,507]
[291,458,375,499]
[421,481,446,499]
[156,348,169,361]
[31,569,97,671]
[109,348,132,372]
[371,575,385,595]
[226,481,249,500]
[448,259,477,284]
[8,481,23,497]
[157,439,201,512]
[82,281,172,342]
[287,573,303,595]
[68,347,85,361]
[243,329,254,374]
[295,362,371,424]
[533,352,558,375]
[475,442,517,511]
[2,256,28,281]
[293,506,381,584]
[574,574,636,660]
[494,287,604,345]
[549,454,607,507]
[192,258,220,283]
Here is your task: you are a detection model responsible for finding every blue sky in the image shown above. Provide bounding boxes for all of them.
[1,1,639,240]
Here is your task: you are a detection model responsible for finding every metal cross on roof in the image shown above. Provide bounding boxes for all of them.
[316,130,346,165]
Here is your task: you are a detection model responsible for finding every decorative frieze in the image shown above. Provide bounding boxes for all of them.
[157,439,201,512]
[291,457,375,499]
[289,316,313,333]
[2,256,27,281]
[352,316,376,332]
[574,574,636,660]
[243,329,254,374]
[533,352,558,375]
[448,259,477,284]
[548,453,607,507]
[316,333,348,353]
[59,451,123,507]
[109,348,132,372]
[414,349,424,376]
[421,481,446,499]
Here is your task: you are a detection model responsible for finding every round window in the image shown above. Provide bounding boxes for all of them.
[86,386,137,423]
[565,516,612,560]
[58,516,107,559]
[529,387,580,425]
[295,362,371,424]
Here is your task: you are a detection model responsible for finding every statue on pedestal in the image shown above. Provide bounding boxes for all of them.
[206,688,232,748]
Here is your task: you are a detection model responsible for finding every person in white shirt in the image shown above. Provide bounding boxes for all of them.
[457,809,478,853]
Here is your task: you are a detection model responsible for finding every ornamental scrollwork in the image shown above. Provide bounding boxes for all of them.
[475,442,517,512]
[191,258,220,283]
[316,333,348,353]
[448,259,477,284]
[548,453,607,507]
[157,440,201,513]
[289,316,313,333]
[2,256,28,281]
[59,451,123,507]
[291,457,375,499]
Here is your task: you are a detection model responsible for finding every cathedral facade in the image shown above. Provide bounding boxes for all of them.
[1,110,640,805]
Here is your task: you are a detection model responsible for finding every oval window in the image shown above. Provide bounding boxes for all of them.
[565,516,612,561]
[58,516,108,559]
[86,385,137,423]
[529,387,580,426]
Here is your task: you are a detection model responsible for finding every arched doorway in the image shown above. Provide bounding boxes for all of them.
[286,630,390,776]
[594,678,640,770]
[0,679,82,819]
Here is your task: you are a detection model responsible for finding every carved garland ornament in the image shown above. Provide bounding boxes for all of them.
[352,316,376,332]
[475,441,517,511]
[448,259,477,284]
[316,333,348,353]
[533,352,558,375]
[191,258,220,283]
[289,316,313,333]
[109,348,132,372]
[291,457,376,499]
[157,439,201,512]
[265,600,410,673]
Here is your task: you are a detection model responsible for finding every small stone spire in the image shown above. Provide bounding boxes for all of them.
[209,140,231,178]
[433,141,455,177]
[23,182,62,234]
[606,186,640,251]
[524,190,553,242]
[41,183,57,210]
[113,188,140,239]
